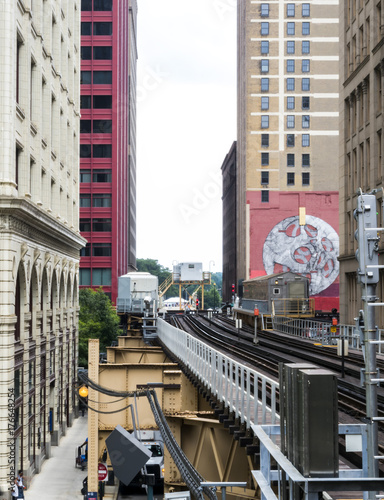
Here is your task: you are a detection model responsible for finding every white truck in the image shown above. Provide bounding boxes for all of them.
[132,430,164,489]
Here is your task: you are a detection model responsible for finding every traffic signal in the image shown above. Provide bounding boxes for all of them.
[354,194,380,284]
[196,298,199,309]
[332,317,338,327]
[231,284,235,294]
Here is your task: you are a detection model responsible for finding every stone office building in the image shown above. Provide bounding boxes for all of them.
[0,0,85,490]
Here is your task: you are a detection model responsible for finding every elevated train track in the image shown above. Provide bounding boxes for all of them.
[165,312,384,474]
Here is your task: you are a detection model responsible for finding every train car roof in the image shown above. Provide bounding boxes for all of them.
[243,271,309,284]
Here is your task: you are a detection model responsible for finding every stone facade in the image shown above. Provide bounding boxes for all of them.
[0,0,85,492]
[339,0,384,324]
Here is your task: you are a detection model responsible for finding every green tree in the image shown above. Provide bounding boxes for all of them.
[136,258,178,298]
[79,287,121,367]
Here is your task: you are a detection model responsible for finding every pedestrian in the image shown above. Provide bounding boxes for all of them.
[11,478,18,499]
[17,471,25,498]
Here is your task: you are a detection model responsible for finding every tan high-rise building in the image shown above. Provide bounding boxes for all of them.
[339,0,384,325]
[235,1,340,312]
[0,0,85,488]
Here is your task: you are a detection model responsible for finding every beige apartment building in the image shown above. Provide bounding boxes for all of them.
[0,0,85,491]
[339,0,384,324]
[236,1,340,313]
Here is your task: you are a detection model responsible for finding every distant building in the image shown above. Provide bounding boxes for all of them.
[0,0,85,487]
[236,1,340,312]
[339,0,384,324]
[221,142,237,302]
[79,0,138,304]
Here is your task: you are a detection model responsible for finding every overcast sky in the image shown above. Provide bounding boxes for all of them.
[136,0,237,274]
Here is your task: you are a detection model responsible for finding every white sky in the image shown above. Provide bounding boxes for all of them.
[136,0,237,273]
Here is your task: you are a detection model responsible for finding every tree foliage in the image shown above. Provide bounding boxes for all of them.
[78,287,121,368]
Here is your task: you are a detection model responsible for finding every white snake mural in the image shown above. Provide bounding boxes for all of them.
[262,215,339,295]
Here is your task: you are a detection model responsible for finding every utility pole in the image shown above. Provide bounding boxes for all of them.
[354,192,380,496]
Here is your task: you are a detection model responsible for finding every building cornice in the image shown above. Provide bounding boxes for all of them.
[0,198,86,255]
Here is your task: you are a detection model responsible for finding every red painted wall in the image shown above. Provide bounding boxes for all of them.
[247,190,339,312]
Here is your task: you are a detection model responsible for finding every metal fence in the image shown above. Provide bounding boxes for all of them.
[271,316,383,354]
[157,318,279,429]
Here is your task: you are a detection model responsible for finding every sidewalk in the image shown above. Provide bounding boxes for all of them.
[26,415,88,500]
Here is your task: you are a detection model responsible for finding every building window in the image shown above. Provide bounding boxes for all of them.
[302,96,310,109]
[93,22,113,35]
[93,169,112,182]
[93,46,113,60]
[94,0,113,11]
[261,190,269,202]
[80,144,92,158]
[261,171,269,185]
[80,243,91,257]
[287,4,295,17]
[287,78,295,91]
[93,194,112,207]
[81,0,92,10]
[92,268,112,286]
[302,115,310,128]
[302,172,310,185]
[261,59,269,73]
[287,153,295,167]
[302,134,310,147]
[81,22,92,36]
[287,96,295,109]
[80,170,91,183]
[80,219,91,232]
[80,194,91,207]
[287,134,295,147]
[80,95,92,109]
[261,78,269,91]
[93,120,112,133]
[93,144,112,158]
[302,59,310,72]
[80,71,92,84]
[302,41,310,54]
[93,95,112,109]
[92,218,112,232]
[261,22,269,35]
[287,172,295,185]
[261,96,269,110]
[261,134,269,147]
[261,3,269,17]
[302,78,310,91]
[80,269,91,286]
[92,243,112,257]
[286,59,295,72]
[302,153,310,167]
[81,46,92,60]
[287,22,295,35]
[93,71,112,84]
[261,41,269,54]
[287,115,295,128]
[80,120,91,133]
[261,152,269,166]
[302,22,310,35]
[302,3,310,17]
[261,116,269,128]
[301,134,309,148]
[287,41,295,54]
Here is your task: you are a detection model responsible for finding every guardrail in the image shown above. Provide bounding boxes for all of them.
[157,319,279,428]
[271,316,384,354]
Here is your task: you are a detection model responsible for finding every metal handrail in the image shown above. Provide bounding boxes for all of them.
[157,319,279,428]
[271,316,383,353]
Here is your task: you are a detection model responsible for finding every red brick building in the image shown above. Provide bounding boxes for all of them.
[79,0,137,303]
